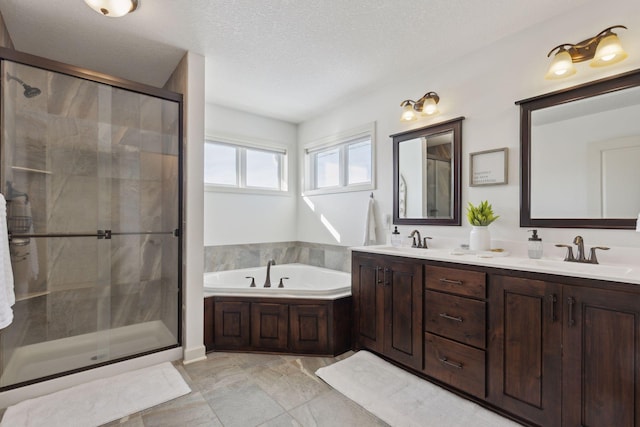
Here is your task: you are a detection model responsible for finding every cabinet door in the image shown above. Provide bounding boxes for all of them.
[488,276,562,427]
[563,285,640,427]
[214,300,251,348]
[251,303,288,350]
[290,304,328,353]
[384,258,423,370]
[352,254,384,353]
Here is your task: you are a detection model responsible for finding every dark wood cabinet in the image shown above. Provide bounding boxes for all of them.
[423,264,487,398]
[489,275,640,427]
[562,285,640,427]
[204,296,351,355]
[352,253,423,370]
[424,332,485,398]
[204,296,215,351]
[352,255,384,353]
[350,251,640,426]
[488,275,562,427]
[214,300,251,348]
[251,302,288,350]
[290,304,328,353]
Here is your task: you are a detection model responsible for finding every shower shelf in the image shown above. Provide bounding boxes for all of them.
[15,291,50,302]
[11,165,52,174]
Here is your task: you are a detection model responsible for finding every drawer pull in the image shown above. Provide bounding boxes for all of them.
[439,278,463,285]
[548,293,557,322]
[567,296,576,327]
[439,313,463,322]
[439,357,463,369]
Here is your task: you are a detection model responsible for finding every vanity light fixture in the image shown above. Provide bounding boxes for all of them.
[545,25,628,80]
[399,92,440,122]
[84,0,139,17]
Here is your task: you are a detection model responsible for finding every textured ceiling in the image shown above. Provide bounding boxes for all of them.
[0,0,592,123]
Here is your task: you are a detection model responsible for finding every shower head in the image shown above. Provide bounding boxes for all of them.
[22,84,41,98]
[6,73,41,98]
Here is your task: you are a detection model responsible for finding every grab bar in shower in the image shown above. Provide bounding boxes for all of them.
[8,229,180,242]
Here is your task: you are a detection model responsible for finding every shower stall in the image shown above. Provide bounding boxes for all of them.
[0,50,182,390]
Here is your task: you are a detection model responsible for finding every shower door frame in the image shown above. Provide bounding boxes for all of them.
[0,46,183,391]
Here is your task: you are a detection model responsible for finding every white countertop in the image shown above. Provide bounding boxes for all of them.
[351,245,640,285]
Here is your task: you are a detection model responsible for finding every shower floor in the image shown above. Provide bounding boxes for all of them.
[0,320,177,388]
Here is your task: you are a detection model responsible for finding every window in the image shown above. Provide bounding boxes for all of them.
[305,123,375,194]
[204,139,287,192]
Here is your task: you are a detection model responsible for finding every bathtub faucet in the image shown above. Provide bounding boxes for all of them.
[264,259,276,288]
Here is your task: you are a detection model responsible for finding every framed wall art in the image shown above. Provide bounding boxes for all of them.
[470,147,508,186]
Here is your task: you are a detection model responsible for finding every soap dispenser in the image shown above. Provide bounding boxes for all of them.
[391,226,402,247]
[528,229,543,259]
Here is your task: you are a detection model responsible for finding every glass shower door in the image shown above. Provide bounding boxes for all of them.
[0,59,181,389]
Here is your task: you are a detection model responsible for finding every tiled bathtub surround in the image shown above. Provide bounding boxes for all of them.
[204,241,351,273]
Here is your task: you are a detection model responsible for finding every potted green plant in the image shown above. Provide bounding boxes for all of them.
[466,200,499,226]
[467,200,499,251]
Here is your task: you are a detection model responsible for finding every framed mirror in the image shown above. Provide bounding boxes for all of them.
[518,69,640,229]
[392,117,464,225]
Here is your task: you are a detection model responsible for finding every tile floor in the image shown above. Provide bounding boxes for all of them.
[102,351,388,427]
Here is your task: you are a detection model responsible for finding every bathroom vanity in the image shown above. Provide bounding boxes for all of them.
[351,247,640,427]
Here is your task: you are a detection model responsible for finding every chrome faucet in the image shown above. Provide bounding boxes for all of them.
[264,259,276,288]
[408,230,432,248]
[555,236,609,264]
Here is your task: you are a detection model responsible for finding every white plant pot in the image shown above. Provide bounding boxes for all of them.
[469,226,491,251]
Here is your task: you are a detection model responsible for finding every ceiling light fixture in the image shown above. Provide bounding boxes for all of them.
[84,0,140,17]
[399,92,440,122]
[545,25,628,80]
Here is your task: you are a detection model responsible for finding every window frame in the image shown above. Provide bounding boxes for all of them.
[303,122,376,196]
[204,135,289,195]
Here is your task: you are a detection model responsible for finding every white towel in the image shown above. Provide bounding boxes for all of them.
[0,194,15,329]
[364,196,377,245]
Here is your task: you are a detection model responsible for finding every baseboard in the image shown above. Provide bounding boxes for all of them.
[182,345,206,364]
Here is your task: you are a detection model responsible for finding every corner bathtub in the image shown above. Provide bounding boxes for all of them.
[203,264,352,355]
[203,263,351,299]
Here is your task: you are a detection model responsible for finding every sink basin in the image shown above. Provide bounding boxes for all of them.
[518,258,634,277]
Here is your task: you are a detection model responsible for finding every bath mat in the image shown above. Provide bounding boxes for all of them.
[1,362,190,427]
[316,351,521,427]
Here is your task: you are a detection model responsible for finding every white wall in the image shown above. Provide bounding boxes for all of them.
[204,104,298,245]
[164,52,206,364]
[297,0,640,251]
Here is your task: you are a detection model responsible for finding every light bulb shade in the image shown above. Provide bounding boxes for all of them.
[84,0,139,17]
[400,102,417,121]
[545,49,576,80]
[421,96,438,115]
[591,33,628,67]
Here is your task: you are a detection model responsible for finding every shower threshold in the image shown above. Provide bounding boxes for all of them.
[0,320,176,388]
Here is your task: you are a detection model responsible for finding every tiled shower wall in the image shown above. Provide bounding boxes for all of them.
[204,241,351,273]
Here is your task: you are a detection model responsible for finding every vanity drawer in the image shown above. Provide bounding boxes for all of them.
[425,265,486,299]
[424,291,486,348]
[424,332,485,398]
